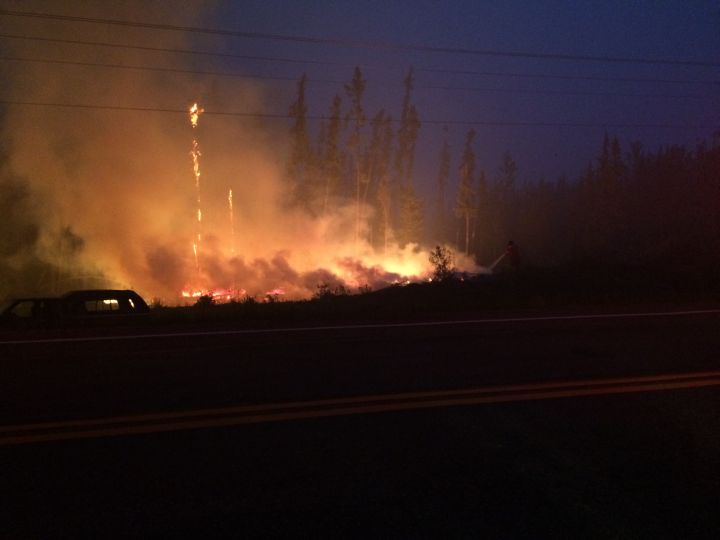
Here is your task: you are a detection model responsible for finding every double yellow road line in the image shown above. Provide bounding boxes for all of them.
[3,370,720,446]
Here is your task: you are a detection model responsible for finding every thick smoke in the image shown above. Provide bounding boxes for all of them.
[0,174,39,258]
[1,1,476,303]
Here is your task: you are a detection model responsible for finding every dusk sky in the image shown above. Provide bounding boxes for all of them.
[2,1,718,189]
[224,0,720,185]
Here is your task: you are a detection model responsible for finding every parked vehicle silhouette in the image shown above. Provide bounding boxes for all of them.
[1,289,149,328]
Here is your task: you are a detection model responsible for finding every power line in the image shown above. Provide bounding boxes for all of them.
[2,32,718,87]
[1,8,719,68]
[0,55,337,84]
[0,32,347,68]
[1,56,715,102]
[416,67,720,88]
[0,99,713,130]
[422,84,715,101]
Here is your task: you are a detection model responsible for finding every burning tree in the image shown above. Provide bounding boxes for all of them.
[288,74,314,211]
[189,102,204,277]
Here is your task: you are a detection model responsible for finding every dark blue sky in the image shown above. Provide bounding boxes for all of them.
[206,0,719,190]
[3,1,719,194]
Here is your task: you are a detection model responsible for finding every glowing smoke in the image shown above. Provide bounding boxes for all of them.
[0,2,478,303]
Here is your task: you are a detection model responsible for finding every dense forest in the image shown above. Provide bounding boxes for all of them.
[284,67,720,275]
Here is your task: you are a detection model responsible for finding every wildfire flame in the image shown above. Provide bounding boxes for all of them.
[171,99,478,305]
[189,102,204,278]
[181,287,247,302]
[191,140,201,189]
[228,188,235,255]
[189,102,204,129]
[265,287,285,296]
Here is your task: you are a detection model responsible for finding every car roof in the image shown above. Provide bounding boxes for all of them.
[61,289,141,299]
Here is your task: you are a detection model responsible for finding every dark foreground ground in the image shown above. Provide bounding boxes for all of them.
[2,306,720,539]
[4,387,720,539]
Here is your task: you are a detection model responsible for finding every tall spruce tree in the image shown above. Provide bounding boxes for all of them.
[395,68,423,246]
[373,112,394,252]
[344,67,367,245]
[498,152,517,194]
[287,73,312,209]
[395,68,419,185]
[435,126,451,242]
[320,94,343,215]
[473,169,490,261]
[456,129,477,255]
[398,185,423,247]
[496,151,518,242]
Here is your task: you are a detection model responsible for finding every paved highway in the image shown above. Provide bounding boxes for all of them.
[2,308,720,422]
[3,369,720,447]
[2,307,720,538]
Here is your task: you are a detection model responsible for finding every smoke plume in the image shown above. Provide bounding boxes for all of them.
[1,1,477,303]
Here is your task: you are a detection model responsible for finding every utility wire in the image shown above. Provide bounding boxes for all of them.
[1,8,719,68]
[0,55,338,84]
[422,84,715,101]
[0,99,713,130]
[1,32,718,87]
[1,56,715,101]
[416,67,720,87]
[0,32,348,68]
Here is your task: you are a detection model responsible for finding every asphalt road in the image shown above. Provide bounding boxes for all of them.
[2,308,720,538]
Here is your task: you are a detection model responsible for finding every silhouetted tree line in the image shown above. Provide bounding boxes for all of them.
[464,133,720,272]
[286,67,423,251]
[285,68,720,272]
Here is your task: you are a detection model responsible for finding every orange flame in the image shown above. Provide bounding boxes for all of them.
[228,188,235,255]
[189,102,204,128]
[189,102,204,279]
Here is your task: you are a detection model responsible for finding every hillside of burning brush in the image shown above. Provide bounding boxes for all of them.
[3,132,720,306]
[146,260,720,327]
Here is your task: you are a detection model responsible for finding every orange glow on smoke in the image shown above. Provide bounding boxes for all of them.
[7,78,480,305]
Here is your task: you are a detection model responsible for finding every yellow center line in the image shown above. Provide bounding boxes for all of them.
[2,370,719,446]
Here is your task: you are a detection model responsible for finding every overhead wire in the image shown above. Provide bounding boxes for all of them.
[1,8,719,67]
[0,99,712,131]
[0,32,718,87]
[1,55,716,102]
[0,55,335,84]
[0,32,348,68]
[0,10,715,133]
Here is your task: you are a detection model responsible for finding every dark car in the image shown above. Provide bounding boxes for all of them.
[1,289,150,328]
[0,297,65,327]
[61,289,150,317]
